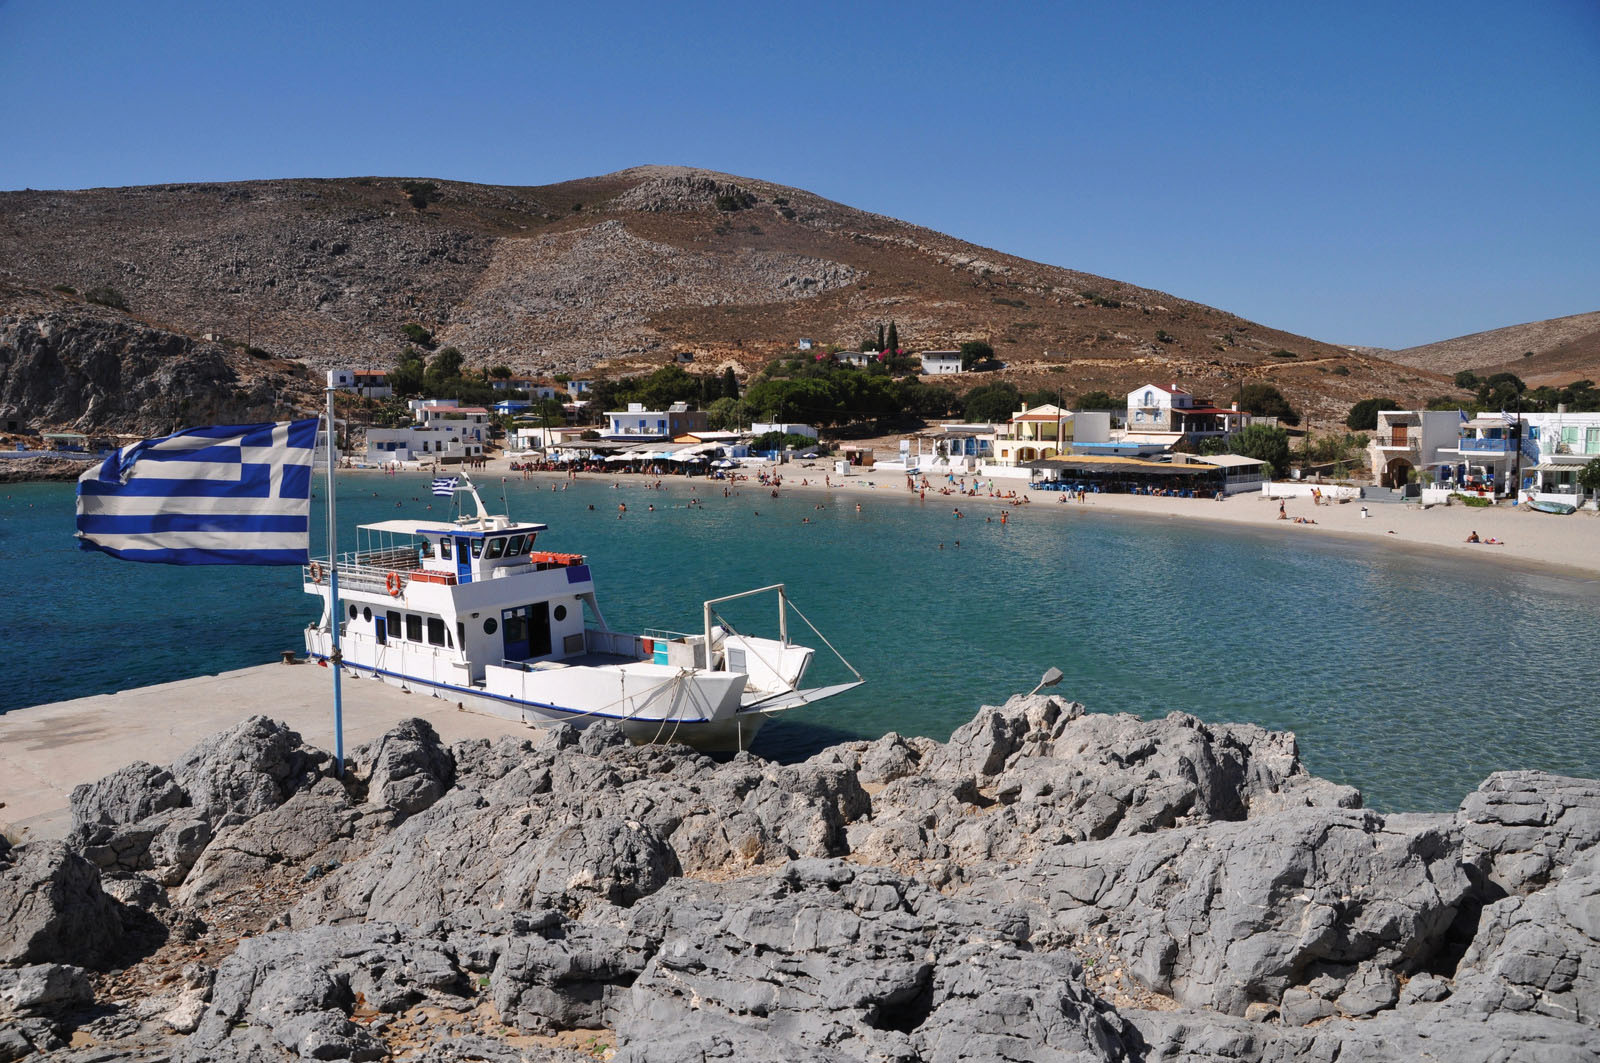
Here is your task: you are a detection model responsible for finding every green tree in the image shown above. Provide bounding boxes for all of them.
[1454,370,1481,390]
[721,366,740,400]
[402,323,434,346]
[877,324,886,351]
[886,321,899,352]
[1477,372,1526,410]
[424,347,465,394]
[961,382,1021,423]
[1237,382,1300,426]
[1074,390,1121,411]
[1227,424,1291,478]
[959,340,995,371]
[1578,457,1600,495]
[489,364,513,381]
[389,348,426,398]
[400,181,440,210]
[1345,397,1402,431]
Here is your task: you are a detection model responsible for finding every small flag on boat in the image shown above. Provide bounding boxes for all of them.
[75,419,319,565]
[431,476,459,497]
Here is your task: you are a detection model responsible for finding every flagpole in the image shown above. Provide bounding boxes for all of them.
[324,387,345,777]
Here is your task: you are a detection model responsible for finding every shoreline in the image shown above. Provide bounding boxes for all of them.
[474,456,1600,582]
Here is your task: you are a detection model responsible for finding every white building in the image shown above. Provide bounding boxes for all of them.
[603,402,708,441]
[751,422,818,440]
[365,402,489,464]
[1526,410,1600,503]
[1123,383,1250,447]
[326,369,392,399]
[920,350,962,375]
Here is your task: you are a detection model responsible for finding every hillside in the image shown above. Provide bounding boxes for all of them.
[1378,310,1600,383]
[1,166,1462,432]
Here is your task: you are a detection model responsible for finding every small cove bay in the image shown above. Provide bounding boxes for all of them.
[4,473,1597,813]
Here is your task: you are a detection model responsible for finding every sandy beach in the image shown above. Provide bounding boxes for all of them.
[457,454,1600,581]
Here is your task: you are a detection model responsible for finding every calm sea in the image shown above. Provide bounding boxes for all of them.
[4,473,1597,812]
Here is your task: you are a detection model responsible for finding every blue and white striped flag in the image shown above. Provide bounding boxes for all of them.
[431,476,458,497]
[76,419,319,565]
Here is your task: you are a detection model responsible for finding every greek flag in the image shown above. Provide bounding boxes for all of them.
[76,419,319,565]
[431,476,458,497]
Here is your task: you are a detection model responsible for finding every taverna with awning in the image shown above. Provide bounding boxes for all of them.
[1024,452,1268,495]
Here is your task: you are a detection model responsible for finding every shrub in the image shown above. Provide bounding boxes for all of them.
[959,340,995,371]
[52,283,76,294]
[714,189,757,212]
[85,286,128,310]
[1269,349,1297,359]
[402,323,434,346]
[1577,457,1600,495]
[1091,295,1122,308]
[992,297,1027,308]
[1330,365,1350,376]
[1155,330,1174,344]
[400,181,439,210]
[1454,370,1481,390]
[1237,382,1301,426]
[1346,397,1402,430]
[1227,424,1291,478]
[1075,390,1120,411]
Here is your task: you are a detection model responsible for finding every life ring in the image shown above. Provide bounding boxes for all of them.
[309,561,323,584]
[386,571,403,597]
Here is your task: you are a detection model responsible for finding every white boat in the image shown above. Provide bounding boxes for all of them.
[301,477,861,750]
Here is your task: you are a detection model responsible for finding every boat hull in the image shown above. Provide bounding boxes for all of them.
[1528,500,1577,515]
[304,648,778,752]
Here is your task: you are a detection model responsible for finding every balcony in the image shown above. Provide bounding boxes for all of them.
[1456,437,1515,453]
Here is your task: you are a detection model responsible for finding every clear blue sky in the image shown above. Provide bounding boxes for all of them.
[3,0,1596,349]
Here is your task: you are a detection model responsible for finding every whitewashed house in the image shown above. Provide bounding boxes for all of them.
[326,369,392,399]
[919,350,962,375]
[1123,383,1249,446]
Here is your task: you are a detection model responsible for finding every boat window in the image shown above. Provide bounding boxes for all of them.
[362,607,372,622]
[405,614,423,642]
[483,618,498,634]
[439,537,452,560]
[506,534,526,556]
[455,622,464,649]
[553,604,567,622]
[348,604,357,620]
[387,610,401,636]
[470,538,485,559]
[427,617,447,646]
[484,538,506,559]
[419,540,434,559]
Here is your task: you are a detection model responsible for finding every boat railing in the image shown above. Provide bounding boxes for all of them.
[585,627,650,659]
[641,627,696,643]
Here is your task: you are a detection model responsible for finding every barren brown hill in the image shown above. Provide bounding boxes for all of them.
[1378,311,1600,383]
[0,166,1462,431]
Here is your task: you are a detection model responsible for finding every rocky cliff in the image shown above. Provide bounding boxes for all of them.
[3,696,1596,1062]
[0,283,320,436]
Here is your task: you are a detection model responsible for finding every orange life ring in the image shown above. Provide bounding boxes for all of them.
[386,571,403,597]
[309,561,323,584]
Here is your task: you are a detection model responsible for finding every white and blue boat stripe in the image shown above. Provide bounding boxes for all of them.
[75,419,319,565]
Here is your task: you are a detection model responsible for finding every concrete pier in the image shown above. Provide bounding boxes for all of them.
[0,660,540,843]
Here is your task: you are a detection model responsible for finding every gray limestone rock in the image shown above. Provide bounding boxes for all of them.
[616,859,1131,1062]
[1447,847,1600,1025]
[858,697,1360,869]
[181,922,465,1062]
[178,779,382,904]
[356,717,455,816]
[1458,771,1600,897]
[69,761,184,833]
[0,964,92,1017]
[169,714,328,826]
[977,807,1468,1017]
[0,840,124,968]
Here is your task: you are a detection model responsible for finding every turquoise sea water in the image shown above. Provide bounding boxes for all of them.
[4,473,1598,812]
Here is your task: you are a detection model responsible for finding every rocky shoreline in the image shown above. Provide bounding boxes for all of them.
[2,694,1596,1062]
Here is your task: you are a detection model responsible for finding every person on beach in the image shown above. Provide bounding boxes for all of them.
[1466,530,1480,543]
[1278,500,1287,520]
